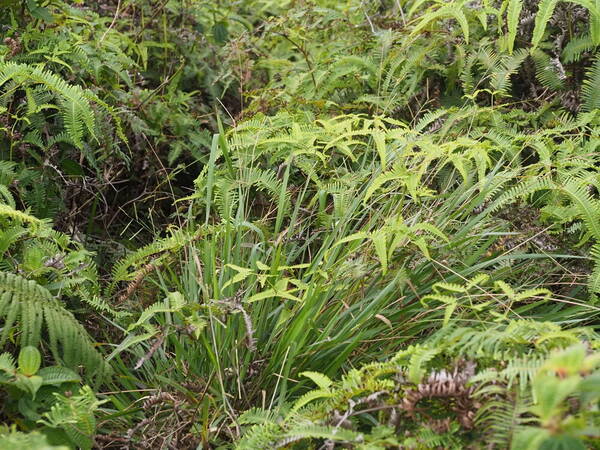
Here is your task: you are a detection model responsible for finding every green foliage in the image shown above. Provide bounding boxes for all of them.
[2,0,600,448]
[0,346,101,449]
[513,345,600,449]
[38,386,104,450]
[0,425,68,450]
[0,346,80,416]
[0,271,108,377]
[0,61,102,149]
[236,323,600,449]
[104,103,600,445]
[582,56,600,110]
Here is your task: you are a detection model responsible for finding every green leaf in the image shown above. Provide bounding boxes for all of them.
[531,373,579,421]
[300,371,333,389]
[372,130,387,168]
[246,285,301,303]
[167,291,186,309]
[0,429,66,449]
[531,0,559,50]
[408,346,439,384]
[540,345,588,376]
[106,332,156,361]
[18,346,41,376]
[333,231,369,246]
[38,366,81,385]
[0,352,16,373]
[537,435,586,450]
[212,21,229,44]
[255,260,270,271]
[442,300,457,327]
[506,0,523,54]
[579,372,600,405]
[289,389,333,415]
[223,264,253,289]
[512,427,551,450]
[61,159,85,177]
[371,230,389,274]
[413,236,431,260]
[411,5,470,44]
[14,374,43,398]
[26,0,54,23]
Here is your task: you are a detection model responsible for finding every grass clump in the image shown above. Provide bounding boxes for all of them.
[0,0,600,448]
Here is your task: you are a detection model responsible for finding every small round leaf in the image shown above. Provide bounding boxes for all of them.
[18,346,41,376]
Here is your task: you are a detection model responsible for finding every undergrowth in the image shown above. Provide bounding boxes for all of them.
[0,0,599,449]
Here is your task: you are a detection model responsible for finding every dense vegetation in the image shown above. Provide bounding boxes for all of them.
[1,0,600,448]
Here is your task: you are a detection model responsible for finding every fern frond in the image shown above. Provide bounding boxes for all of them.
[532,50,565,90]
[532,0,560,49]
[588,244,600,293]
[506,0,523,54]
[0,204,44,225]
[491,49,529,96]
[39,386,103,450]
[582,56,600,111]
[0,272,108,379]
[562,34,596,63]
[560,177,600,241]
[0,62,99,149]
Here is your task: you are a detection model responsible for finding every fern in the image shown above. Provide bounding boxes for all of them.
[531,0,560,50]
[532,50,566,90]
[560,177,600,240]
[408,346,439,383]
[589,244,600,294]
[38,386,103,450]
[411,3,471,44]
[0,62,95,148]
[491,49,529,96]
[506,0,524,54]
[109,228,202,294]
[0,62,125,150]
[0,272,108,378]
[475,394,530,448]
[0,426,63,449]
[562,34,597,63]
[582,56,600,111]
[238,407,280,425]
[236,320,599,449]
[0,203,45,226]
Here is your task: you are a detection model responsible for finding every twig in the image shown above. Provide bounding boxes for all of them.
[361,2,376,34]
[274,32,317,89]
[99,0,122,43]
